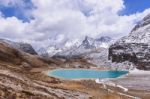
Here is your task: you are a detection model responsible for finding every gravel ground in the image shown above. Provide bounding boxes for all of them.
[111,70,150,91]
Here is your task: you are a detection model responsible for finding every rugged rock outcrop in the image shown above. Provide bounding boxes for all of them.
[109,14,150,70]
[80,36,112,49]
[109,43,150,70]
[17,43,37,55]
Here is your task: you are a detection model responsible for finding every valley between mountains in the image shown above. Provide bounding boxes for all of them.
[0,14,150,99]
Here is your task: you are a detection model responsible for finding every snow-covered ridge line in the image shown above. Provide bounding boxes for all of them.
[38,36,114,57]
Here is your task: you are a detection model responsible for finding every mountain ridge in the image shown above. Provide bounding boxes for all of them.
[0,39,37,55]
[38,36,114,57]
[109,13,150,70]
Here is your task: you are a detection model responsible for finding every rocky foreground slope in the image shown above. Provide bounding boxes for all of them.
[0,39,150,99]
[109,14,150,70]
[0,41,92,99]
[1,39,127,99]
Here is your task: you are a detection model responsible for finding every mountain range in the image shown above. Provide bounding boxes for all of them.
[37,36,114,57]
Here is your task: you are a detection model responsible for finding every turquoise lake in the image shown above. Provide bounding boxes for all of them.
[48,69,128,79]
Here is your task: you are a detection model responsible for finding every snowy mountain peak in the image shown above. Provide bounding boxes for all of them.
[132,13,150,32]
[117,13,150,44]
[38,36,113,57]
[143,13,150,22]
[81,36,95,49]
[80,36,113,49]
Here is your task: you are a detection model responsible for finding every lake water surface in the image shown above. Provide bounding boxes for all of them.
[48,69,128,80]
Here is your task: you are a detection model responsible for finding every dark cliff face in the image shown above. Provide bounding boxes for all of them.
[81,36,96,49]
[17,43,37,55]
[109,43,150,70]
[109,14,150,70]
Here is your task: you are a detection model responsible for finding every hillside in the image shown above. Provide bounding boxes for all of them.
[0,41,93,98]
[109,14,150,70]
[0,39,37,55]
[1,40,126,99]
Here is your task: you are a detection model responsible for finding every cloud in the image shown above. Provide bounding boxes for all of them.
[30,0,125,39]
[0,0,150,48]
[0,16,27,39]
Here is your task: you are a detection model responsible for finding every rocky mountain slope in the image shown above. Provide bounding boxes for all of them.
[109,14,150,70]
[0,40,93,99]
[0,39,37,55]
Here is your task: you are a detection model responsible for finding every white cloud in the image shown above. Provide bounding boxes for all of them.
[30,0,125,39]
[0,0,150,48]
[0,16,27,38]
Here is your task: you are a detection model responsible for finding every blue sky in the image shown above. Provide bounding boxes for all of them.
[122,0,150,15]
[0,0,34,22]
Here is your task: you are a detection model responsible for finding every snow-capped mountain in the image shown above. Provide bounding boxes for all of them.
[109,13,150,70]
[38,39,81,57]
[117,14,150,44]
[38,36,113,57]
[80,36,95,49]
[80,36,112,49]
